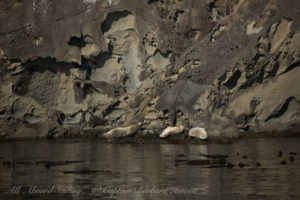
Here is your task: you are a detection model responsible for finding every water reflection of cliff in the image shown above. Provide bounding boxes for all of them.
[1,138,300,199]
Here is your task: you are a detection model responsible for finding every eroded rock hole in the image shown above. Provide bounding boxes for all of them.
[224,70,241,90]
[68,36,87,48]
[101,10,132,34]
[173,10,184,23]
[75,82,81,88]
[0,110,6,116]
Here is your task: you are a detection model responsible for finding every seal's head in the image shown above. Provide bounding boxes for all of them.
[198,128,208,139]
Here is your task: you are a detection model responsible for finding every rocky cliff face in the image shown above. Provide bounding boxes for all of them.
[0,0,299,140]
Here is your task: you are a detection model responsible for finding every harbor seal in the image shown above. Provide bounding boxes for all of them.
[103,124,141,139]
[188,127,208,140]
[160,125,184,138]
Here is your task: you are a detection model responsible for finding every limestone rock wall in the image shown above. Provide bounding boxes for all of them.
[0,0,299,140]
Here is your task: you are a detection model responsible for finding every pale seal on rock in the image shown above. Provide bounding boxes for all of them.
[188,127,208,139]
[160,125,184,138]
[103,123,141,139]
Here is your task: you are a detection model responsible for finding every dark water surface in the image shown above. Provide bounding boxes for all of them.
[0,137,300,200]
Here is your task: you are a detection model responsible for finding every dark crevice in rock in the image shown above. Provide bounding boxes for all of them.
[172,10,184,23]
[224,70,241,90]
[265,97,297,122]
[57,113,65,126]
[82,83,97,98]
[148,0,158,4]
[241,125,250,132]
[102,101,121,118]
[108,42,114,53]
[0,110,6,116]
[268,62,280,77]
[283,60,300,74]
[48,127,59,139]
[93,53,112,69]
[170,107,177,126]
[257,61,269,83]
[68,36,87,48]
[81,56,91,80]
[22,57,75,75]
[239,78,254,90]
[208,2,216,21]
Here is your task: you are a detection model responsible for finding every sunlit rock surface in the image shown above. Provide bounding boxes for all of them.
[0,0,299,140]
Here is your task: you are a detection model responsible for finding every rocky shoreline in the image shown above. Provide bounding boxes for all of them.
[1,125,299,143]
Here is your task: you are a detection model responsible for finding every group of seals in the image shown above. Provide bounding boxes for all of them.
[159,126,208,140]
[103,124,208,140]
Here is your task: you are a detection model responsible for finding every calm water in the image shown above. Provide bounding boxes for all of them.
[0,138,300,200]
